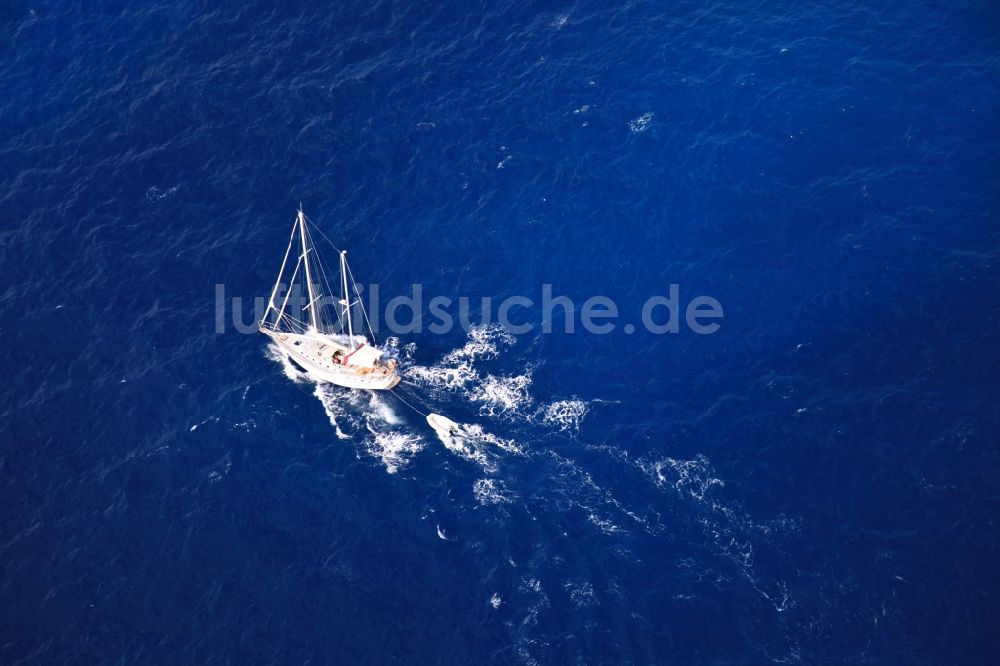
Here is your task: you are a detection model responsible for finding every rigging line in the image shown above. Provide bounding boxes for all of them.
[313,244,342,334]
[301,222,333,332]
[275,253,304,329]
[288,318,308,330]
[305,215,376,343]
[303,214,343,255]
[303,215,354,336]
[388,387,429,418]
[281,312,311,330]
[263,217,297,324]
[345,261,379,346]
[396,379,428,388]
[311,226,338,317]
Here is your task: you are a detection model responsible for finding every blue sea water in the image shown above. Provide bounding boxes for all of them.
[2,0,1000,663]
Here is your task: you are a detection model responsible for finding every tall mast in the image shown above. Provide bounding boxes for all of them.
[298,208,318,332]
[340,250,354,347]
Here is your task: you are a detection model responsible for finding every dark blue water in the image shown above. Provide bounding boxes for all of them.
[3,1,999,663]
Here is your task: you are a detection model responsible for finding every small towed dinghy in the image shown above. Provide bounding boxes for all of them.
[427,413,464,439]
[427,413,487,462]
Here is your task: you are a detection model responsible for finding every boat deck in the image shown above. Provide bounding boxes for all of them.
[261,328,400,389]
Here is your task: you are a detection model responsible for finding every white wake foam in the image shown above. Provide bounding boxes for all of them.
[265,343,310,383]
[470,372,534,417]
[473,478,514,505]
[430,419,524,471]
[364,425,423,475]
[639,454,725,501]
[629,112,654,133]
[634,451,794,611]
[406,326,594,435]
[443,324,514,364]
[540,399,588,433]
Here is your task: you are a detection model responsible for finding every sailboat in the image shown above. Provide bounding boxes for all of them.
[259,207,400,390]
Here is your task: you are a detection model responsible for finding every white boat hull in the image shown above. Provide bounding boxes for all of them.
[262,329,400,390]
[427,413,463,438]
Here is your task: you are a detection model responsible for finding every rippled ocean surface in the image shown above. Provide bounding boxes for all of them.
[3,1,999,663]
